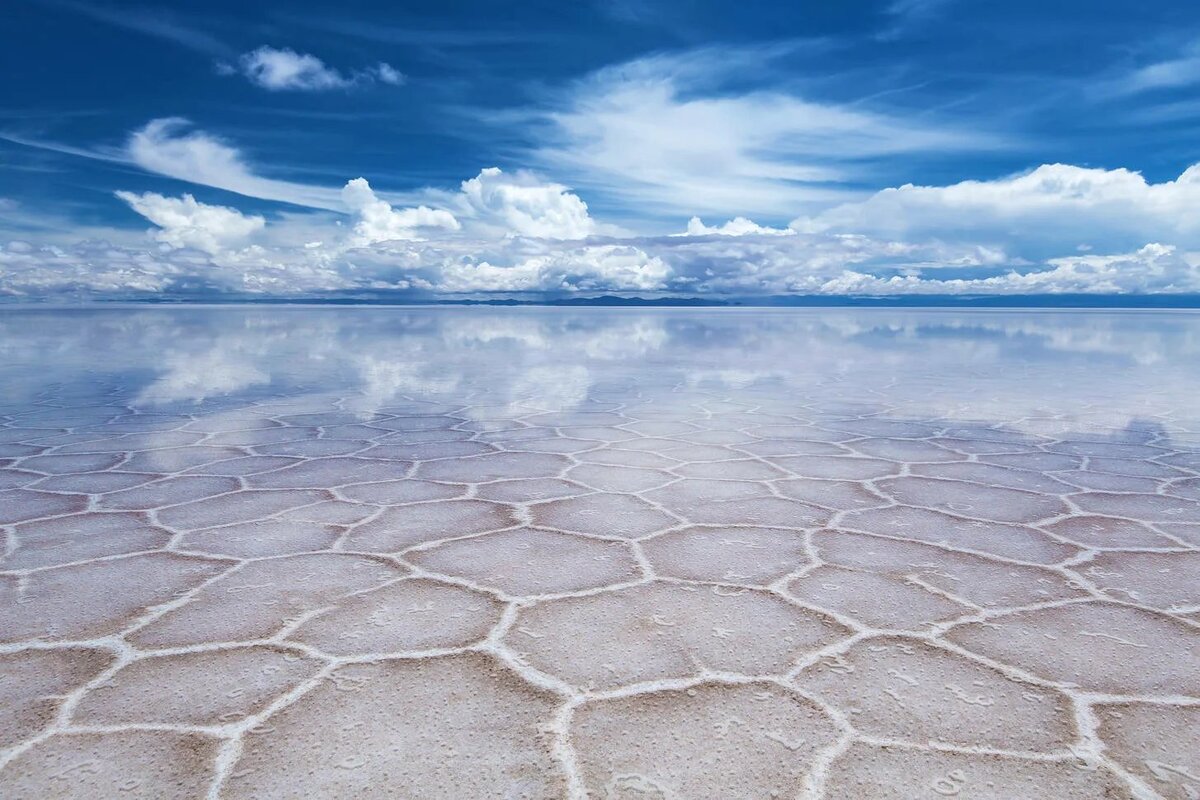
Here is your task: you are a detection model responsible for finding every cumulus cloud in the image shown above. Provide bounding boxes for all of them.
[89,162,607,273]
[4,221,1198,299]
[435,244,670,292]
[9,132,1200,300]
[119,118,599,240]
[793,162,1200,258]
[458,168,597,239]
[818,244,1198,295]
[116,191,265,254]
[233,46,403,91]
[0,239,181,296]
[341,178,459,245]
[682,217,794,237]
[336,167,601,243]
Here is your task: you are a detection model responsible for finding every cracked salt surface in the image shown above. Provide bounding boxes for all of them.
[1,306,1199,799]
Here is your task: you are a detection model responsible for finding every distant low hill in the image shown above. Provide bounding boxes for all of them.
[75,293,1200,308]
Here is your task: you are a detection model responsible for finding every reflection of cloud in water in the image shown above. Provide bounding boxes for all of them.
[444,315,667,361]
[507,366,590,414]
[840,315,1178,366]
[686,370,784,389]
[135,350,270,405]
[4,308,1200,435]
[580,320,669,360]
[457,366,593,420]
[346,355,462,417]
[444,318,550,349]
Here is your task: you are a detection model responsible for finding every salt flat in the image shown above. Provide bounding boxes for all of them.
[0,307,1198,799]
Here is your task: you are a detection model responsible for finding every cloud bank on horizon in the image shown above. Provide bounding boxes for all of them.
[2,0,1199,298]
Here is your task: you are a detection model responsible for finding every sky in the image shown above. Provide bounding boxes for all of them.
[2,0,1200,299]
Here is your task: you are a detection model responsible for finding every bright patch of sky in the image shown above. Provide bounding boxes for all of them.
[2,0,1199,298]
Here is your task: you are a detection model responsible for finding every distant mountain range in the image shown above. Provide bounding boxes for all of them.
[61,293,1200,308]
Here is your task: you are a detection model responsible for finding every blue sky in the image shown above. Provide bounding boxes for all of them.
[2,0,1200,298]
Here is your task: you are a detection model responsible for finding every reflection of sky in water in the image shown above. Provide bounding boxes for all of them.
[1,308,1198,437]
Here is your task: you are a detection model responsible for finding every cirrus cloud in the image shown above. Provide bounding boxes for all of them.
[127,118,345,210]
[525,45,997,221]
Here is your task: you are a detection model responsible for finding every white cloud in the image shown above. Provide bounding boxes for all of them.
[8,147,1200,299]
[527,46,992,220]
[682,216,794,237]
[793,162,1200,257]
[632,231,1019,294]
[337,166,601,243]
[1103,40,1200,96]
[374,63,405,86]
[96,165,605,264]
[819,244,1199,295]
[234,46,403,91]
[4,224,1198,299]
[121,119,597,238]
[0,239,179,295]
[435,244,670,292]
[127,118,345,210]
[239,46,349,90]
[115,191,265,254]
[341,178,460,245]
[457,167,597,239]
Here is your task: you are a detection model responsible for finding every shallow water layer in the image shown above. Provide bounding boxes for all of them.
[1,306,1198,799]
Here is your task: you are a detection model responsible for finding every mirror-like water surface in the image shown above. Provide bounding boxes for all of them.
[3,307,1200,425]
[1,307,1198,799]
